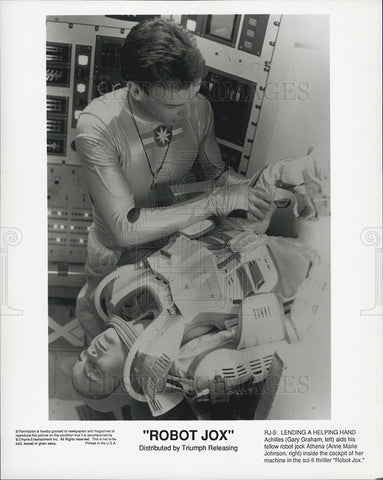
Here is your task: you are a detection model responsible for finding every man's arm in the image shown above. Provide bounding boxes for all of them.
[76,113,254,248]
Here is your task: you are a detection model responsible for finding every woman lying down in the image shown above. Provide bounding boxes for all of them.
[71,146,330,419]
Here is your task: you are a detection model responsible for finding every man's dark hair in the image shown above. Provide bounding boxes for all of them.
[120,18,206,91]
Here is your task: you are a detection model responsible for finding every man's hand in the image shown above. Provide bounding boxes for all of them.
[209,183,274,220]
[247,186,275,221]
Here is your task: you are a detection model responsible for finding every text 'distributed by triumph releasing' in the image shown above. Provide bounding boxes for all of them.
[263,429,365,464]
[14,427,365,463]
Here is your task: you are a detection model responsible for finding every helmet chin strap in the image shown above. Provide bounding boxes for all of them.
[105,315,139,355]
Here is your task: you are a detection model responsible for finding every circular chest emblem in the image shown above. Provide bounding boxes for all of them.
[154,125,172,147]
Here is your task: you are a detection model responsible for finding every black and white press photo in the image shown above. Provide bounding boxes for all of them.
[47,14,331,421]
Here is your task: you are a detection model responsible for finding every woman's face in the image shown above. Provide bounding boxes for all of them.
[72,328,126,397]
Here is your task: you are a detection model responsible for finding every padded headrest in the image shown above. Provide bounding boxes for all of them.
[94,265,174,321]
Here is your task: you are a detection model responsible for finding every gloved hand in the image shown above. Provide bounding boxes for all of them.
[271,146,330,219]
[208,183,274,220]
[278,146,329,189]
[303,146,330,199]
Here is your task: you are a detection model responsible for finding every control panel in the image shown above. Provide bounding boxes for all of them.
[48,164,92,265]
[47,95,69,156]
[238,15,270,56]
[46,17,132,166]
[46,42,72,87]
[93,35,125,99]
[47,17,134,277]
[181,14,241,48]
[177,14,281,174]
[200,67,256,147]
